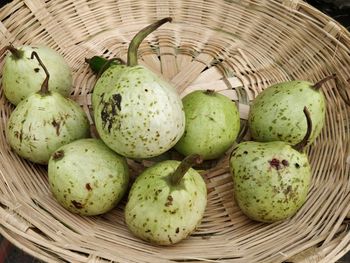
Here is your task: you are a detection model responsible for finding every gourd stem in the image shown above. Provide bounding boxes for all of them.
[293,107,312,152]
[312,74,336,91]
[170,154,203,186]
[0,45,22,59]
[127,17,172,67]
[31,51,50,94]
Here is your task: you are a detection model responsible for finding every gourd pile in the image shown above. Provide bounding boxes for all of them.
[1,18,336,245]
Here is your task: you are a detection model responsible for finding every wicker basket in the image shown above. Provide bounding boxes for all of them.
[0,0,350,262]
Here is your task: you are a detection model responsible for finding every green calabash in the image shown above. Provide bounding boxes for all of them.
[92,18,185,159]
[6,92,90,164]
[175,90,240,160]
[125,155,207,245]
[48,139,129,216]
[248,79,329,145]
[229,141,311,223]
[2,45,72,105]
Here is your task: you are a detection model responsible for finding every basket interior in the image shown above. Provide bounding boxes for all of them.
[0,0,350,262]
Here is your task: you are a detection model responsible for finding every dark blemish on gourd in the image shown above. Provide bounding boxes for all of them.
[295,163,300,168]
[269,158,281,170]
[34,68,40,72]
[52,150,64,161]
[284,185,292,195]
[243,151,248,155]
[282,160,289,166]
[165,195,173,207]
[168,235,173,244]
[71,200,83,209]
[145,229,151,233]
[86,183,92,191]
[175,227,179,233]
[52,119,60,136]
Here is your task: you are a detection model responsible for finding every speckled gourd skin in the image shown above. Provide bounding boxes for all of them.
[229,141,311,223]
[6,92,90,164]
[125,160,207,245]
[2,46,72,105]
[174,90,240,160]
[48,139,129,216]
[91,64,126,110]
[248,80,326,145]
[94,65,185,159]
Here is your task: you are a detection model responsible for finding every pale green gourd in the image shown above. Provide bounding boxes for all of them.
[93,18,185,159]
[2,45,72,105]
[248,76,335,145]
[125,155,207,245]
[48,138,129,216]
[230,108,312,223]
[175,90,240,160]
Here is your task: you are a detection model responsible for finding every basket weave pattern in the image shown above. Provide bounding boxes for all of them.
[0,0,350,262]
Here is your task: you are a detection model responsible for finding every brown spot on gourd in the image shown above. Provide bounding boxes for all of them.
[165,195,173,207]
[269,158,281,170]
[282,160,289,166]
[85,183,92,191]
[72,200,83,209]
[175,227,179,233]
[52,150,64,161]
[52,119,60,136]
[34,68,40,72]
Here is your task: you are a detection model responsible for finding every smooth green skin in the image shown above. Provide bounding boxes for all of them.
[248,80,326,145]
[48,139,129,216]
[2,45,72,105]
[174,90,240,160]
[94,65,185,159]
[6,92,90,164]
[229,141,311,223]
[125,160,207,245]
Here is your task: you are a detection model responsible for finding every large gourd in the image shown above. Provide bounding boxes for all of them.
[92,18,185,159]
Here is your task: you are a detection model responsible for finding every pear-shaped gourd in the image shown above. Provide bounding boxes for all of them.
[48,138,129,216]
[248,75,335,145]
[1,45,72,105]
[92,18,185,159]
[174,90,240,160]
[230,107,312,222]
[6,52,90,164]
[125,154,207,245]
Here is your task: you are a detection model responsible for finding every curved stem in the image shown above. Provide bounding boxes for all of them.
[0,44,23,59]
[293,107,312,152]
[127,17,172,67]
[312,74,336,91]
[170,154,203,186]
[31,51,50,94]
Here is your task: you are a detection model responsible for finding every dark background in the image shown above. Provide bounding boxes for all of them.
[0,0,349,262]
